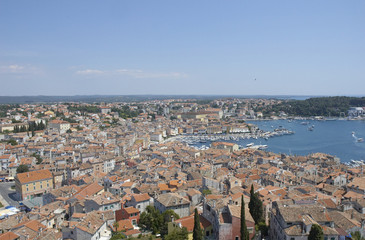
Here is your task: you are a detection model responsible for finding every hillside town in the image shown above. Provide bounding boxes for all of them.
[0,99,364,240]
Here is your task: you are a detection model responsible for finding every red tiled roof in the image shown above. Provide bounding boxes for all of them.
[16,169,52,184]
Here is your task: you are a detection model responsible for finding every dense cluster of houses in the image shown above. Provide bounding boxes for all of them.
[0,101,364,240]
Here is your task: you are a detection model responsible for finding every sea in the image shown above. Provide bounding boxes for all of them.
[193,120,365,163]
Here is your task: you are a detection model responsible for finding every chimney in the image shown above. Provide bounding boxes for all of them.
[88,221,91,228]
[361,218,365,229]
[101,213,105,221]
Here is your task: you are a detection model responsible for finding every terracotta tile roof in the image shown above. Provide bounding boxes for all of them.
[123,229,141,236]
[116,219,134,231]
[124,207,139,214]
[0,232,20,240]
[16,169,52,184]
[13,219,46,232]
[132,193,150,202]
[174,214,205,232]
[74,182,104,200]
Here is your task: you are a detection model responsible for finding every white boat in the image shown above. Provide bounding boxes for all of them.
[246,143,254,147]
[258,145,268,150]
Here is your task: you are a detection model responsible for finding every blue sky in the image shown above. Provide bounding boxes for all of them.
[0,0,364,96]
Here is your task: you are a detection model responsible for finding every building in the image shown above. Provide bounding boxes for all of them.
[125,193,153,213]
[202,199,255,240]
[270,200,340,240]
[168,213,212,240]
[48,120,71,134]
[115,206,140,226]
[100,107,111,114]
[155,193,191,218]
[15,169,53,200]
[348,107,364,118]
[62,211,109,240]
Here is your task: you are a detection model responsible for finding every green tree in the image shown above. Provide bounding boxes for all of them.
[31,153,43,164]
[160,210,180,237]
[308,224,324,240]
[249,185,264,224]
[241,196,249,240]
[110,232,126,240]
[139,206,163,234]
[7,139,17,146]
[202,189,212,196]
[164,227,189,240]
[256,221,269,237]
[352,231,365,240]
[193,208,203,240]
[16,164,29,173]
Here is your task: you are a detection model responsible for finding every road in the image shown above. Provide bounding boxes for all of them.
[0,182,19,207]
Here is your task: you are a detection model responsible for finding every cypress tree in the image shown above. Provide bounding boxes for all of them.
[249,184,264,224]
[241,196,249,240]
[193,208,203,240]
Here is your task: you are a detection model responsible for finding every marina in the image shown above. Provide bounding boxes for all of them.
[173,119,365,163]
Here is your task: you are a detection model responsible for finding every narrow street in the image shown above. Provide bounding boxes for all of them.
[0,182,19,208]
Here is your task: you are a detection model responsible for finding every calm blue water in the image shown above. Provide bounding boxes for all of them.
[195,120,365,163]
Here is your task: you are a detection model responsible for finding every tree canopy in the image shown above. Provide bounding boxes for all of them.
[249,185,264,224]
[165,227,189,240]
[308,224,324,240]
[16,164,29,173]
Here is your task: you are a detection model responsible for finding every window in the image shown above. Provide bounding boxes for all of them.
[291,238,295,240]
[235,237,239,240]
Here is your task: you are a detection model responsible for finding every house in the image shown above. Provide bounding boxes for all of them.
[0,154,17,172]
[15,169,53,200]
[125,193,152,213]
[0,232,20,240]
[186,189,202,206]
[202,198,255,240]
[62,211,109,240]
[270,200,340,240]
[115,206,140,226]
[347,177,365,195]
[48,120,71,134]
[168,213,212,240]
[155,193,191,218]
[211,142,239,153]
[84,191,121,213]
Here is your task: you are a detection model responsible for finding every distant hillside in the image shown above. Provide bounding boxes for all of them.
[263,96,365,117]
